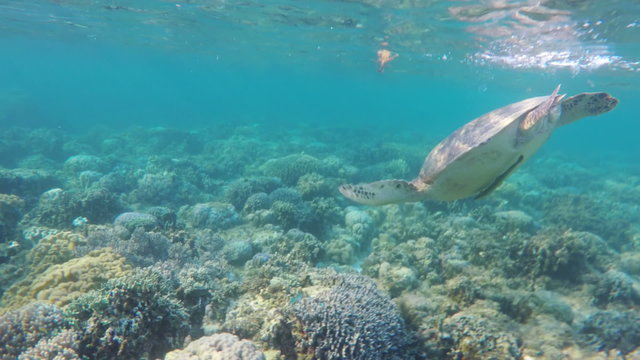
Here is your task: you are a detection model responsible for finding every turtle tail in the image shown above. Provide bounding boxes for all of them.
[339,180,425,205]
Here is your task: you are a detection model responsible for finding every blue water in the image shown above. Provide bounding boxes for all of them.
[1,0,640,359]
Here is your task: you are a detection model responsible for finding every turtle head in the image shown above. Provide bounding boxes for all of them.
[339,180,425,205]
[558,92,619,127]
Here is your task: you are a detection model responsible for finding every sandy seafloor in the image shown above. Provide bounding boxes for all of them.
[1,1,640,359]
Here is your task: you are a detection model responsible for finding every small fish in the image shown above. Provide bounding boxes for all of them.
[377,49,398,72]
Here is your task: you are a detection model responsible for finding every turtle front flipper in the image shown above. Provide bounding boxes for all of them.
[339,180,424,205]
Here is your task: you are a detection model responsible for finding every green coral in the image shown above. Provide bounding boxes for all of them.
[66,267,190,360]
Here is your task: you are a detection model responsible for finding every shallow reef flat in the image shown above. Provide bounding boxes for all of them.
[0,123,639,360]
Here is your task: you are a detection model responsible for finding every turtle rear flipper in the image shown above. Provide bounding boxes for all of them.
[339,180,424,205]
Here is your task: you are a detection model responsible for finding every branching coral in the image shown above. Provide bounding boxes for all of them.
[66,267,190,360]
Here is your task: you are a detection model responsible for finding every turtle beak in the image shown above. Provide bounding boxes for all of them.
[604,94,619,113]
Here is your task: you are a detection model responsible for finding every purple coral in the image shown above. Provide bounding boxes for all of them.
[165,333,265,360]
[292,273,416,360]
[0,303,71,360]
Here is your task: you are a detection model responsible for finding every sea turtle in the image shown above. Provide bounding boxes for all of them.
[339,85,618,205]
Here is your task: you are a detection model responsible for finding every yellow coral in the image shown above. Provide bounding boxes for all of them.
[0,247,132,312]
[28,231,86,274]
[0,193,24,209]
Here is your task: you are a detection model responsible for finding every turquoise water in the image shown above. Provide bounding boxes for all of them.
[1,1,640,359]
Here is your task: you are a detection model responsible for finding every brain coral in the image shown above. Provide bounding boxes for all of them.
[1,248,132,311]
[261,154,325,186]
[27,231,86,274]
[164,333,265,360]
[291,273,415,360]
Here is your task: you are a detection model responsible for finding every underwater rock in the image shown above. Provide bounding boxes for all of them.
[78,227,170,268]
[242,192,272,213]
[22,186,122,228]
[176,261,239,337]
[113,211,158,232]
[221,292,287,343]
[225,177,282,210]
[439,305,523,359]
[164,333,265,360]
[531,290,574,324]
[1,248,132,310]
[222,239,254,265]
[63,154,108,174]
[0,168,60,200]
[578,310,640,355]
[269,187,302,204]
[296,172,334,199]
[344,206,375,241]
[269,201,305,231]
[378,262,418,297]
[261,153,326,186]
[542,193,637,249]
[0,193,25,243]
[591,269,640,307]
[618,252,640,275]
[354,158,411,183]
[363,237,442,287]
[148,206,178,229]
[66,267,190,360]
[291,273,416,360]
[263,228,323,265]
[130,172,181,206]
[493,210,535,232]
[324,233,359,265]
[0,302,72,359]
[74,186,122,224]
[75,170,103,189]
[511,229,613,282]
[180,202,242,231]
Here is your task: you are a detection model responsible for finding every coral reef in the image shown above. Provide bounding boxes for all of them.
[77,227,171,267]
[436,304,523,359]
[291,272,418,360]
[0,168,60,200]
[0,193,25,243]
[2,119,639,360]
[1,248,132,310]
[261,154,326,186]
[0,302,73,360]
[27,231,86,274]
[66,267,190,359]
[21,186,122,228]
[63,154,108,174]
[180,202,243,231]
[113,211,158,231]
[176,260,239,336]
[17,329,81,360]
[225,177,282,210]
[578,310,640,355]
[164,333,265,360]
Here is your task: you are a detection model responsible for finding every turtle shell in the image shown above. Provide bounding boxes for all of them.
[418,95,553,201]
